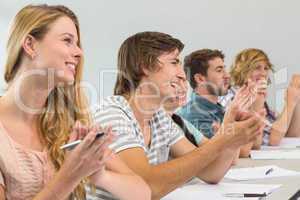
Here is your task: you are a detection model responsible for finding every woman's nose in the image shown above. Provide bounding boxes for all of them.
[73,46,83,62]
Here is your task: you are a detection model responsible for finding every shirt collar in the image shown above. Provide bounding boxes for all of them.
[191,92,224,111]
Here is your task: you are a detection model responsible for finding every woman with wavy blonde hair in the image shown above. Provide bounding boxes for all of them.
[220,48,300,154]
[0,4,150,200]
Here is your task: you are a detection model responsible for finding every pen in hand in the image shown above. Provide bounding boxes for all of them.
[60,132,105,150]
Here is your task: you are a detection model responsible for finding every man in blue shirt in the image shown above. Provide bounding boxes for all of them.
[178,49,230,138]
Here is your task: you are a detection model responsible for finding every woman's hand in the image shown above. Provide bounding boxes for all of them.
[60,121,114,181]
[250,79,267,111]
[33,121,115,200]
[286,74,300,105]
[88,126,115,185]
[220,85,265,150]
[224,85,254,122]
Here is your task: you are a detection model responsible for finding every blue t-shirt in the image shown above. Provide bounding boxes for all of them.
[182,118,205,144]
[177,92,225,138]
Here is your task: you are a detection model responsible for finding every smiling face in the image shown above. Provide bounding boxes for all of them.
[205,57,230,96]
[163,75,188,112]
[246,60,271,83]
[143,49,187,105]
[31,16,82,85]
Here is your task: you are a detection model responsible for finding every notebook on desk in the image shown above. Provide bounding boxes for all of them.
[250,149,300,159]
[261,137,300,150]
[225,165,300,180]
[162,179,281,200]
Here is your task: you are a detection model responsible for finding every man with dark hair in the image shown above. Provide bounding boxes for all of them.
[178,49,230,138]
[94,33,263,199]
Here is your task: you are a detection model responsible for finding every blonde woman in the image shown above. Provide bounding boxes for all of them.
[220,48,300,151]
[0,4,150,200]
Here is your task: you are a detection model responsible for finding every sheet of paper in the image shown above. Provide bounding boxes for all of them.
[251,149,300,159]
[162,179,281,200]
[225,165,300,180]
[261,137,300,150]
[162,185,227,200]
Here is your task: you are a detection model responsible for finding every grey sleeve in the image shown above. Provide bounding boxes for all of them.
[93,106,144,153]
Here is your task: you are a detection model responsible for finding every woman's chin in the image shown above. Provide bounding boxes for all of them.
[55,76,75,86]
[258,91,267,98]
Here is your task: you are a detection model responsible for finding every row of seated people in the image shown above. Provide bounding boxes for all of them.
[0,4,299,200]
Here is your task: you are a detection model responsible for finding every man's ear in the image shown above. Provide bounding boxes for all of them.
[141,66,150,76]
[141,64,158,77]
[22,34,37,59]
[194,73,206,85]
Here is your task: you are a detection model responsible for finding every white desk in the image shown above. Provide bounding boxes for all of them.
[164,158,300,199]
[231,158,300,199]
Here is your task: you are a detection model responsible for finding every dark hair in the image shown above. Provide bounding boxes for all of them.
[184,49,224,89]
[114,31,184,96]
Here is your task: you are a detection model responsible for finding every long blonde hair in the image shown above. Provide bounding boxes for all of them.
[230,48,274,86]
[5,4,90,199]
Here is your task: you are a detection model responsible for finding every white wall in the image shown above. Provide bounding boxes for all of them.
[0,0,299,111]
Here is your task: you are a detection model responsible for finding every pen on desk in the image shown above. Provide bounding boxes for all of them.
[224,193,267,198]
[265,167,274,175]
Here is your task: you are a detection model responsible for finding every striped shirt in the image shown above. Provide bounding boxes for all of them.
[87,95,184,200]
